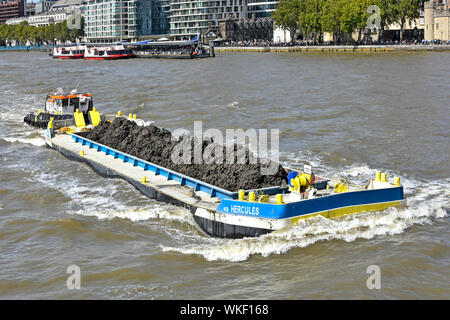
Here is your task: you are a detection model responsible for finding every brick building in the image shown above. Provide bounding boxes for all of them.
[0,0,24,24]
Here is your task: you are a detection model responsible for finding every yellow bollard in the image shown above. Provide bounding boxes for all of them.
[276,194,283,204]
[133,114,137,120]
[142,176,147,184]
[381,172,387,182]
[129,113,133,119]
[249,191,256,202]
[38,109,41,114]
[76,108,79,114]
[394,177,401,187]
[376,171,381,181]
[238,190,245,201]
[80,150,84,156]
[117,111,122,116]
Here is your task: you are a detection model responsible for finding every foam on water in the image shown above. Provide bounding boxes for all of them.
[68,194,196,226]
[2,90,447,263]
[33,169,197,227]
[161,161,449,262]
[226,101,240,109]
[0,90,44,147]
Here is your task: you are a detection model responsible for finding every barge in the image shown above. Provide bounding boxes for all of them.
[43,114,405,239]
[130,40,214,59]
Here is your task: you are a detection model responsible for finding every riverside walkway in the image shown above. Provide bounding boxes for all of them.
[215,44,450,53]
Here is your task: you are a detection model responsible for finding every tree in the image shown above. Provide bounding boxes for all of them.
[272,0,305,42]
[298,0,324,42]
[391,0,422,42]
[0,18,85,46]
[46,23,55,44]
[339,0,369,42]
[37,25,46,45]
[320,0,344,43]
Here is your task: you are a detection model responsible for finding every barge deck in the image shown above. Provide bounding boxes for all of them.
[43,115,405,239]
[46,133,284,238]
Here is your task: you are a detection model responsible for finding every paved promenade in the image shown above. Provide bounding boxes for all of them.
[215,44,450,53]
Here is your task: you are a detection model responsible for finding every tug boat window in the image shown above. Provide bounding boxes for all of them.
[68,98,79,112]
[60,97,70,114]
[78,98,90,112]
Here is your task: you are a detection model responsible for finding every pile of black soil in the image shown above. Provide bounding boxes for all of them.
[84,117,287,192]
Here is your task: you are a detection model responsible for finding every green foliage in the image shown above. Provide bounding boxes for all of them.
[272,0,305,42]
[271,0,424,42]
[0,20,84,46]
[390,0,422,40]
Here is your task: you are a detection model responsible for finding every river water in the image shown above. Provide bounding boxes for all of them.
[0,51,448,299]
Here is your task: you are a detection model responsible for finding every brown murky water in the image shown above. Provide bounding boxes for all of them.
[0,51,448,299]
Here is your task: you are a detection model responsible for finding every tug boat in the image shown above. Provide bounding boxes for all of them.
[43,114,406,239]
[52,45,85,59]
[83,45,135,60]
[23,89,94,129]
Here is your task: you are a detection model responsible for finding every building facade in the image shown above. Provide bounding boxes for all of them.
[6,8,74,26]
[424,0,449,41]
[169,0,248,40]
[6,0,81,27]
[49,0,83,12]
[151,0,169,35]
[0,0,24,24]
[218,17,272,41]
[25,2,35,16]
[83,0,159,42]
[35,0,58,14]
[247,0,277,19]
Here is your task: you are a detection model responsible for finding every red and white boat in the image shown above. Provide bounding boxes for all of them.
[83,45,135,60]
[52,45,85,59]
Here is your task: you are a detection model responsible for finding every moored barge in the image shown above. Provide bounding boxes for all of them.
[131,40,214,59]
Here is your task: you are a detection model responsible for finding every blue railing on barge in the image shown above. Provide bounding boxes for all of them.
[71,133,284,200]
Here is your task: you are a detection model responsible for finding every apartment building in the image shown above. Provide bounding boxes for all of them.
[84,0,163,42]
[169,0,248,39]
[247,0,277,19]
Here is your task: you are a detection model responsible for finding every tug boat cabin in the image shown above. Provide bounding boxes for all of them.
[45,91,93,115]
[24,89,94,128]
